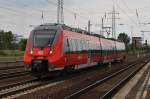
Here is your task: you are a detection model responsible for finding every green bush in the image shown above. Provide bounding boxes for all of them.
[0,50,6,56]
[0,50,24,57]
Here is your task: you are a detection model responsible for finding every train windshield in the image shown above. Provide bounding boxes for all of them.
[32,30,56,48]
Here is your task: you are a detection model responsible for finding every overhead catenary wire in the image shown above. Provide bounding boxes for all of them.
[112,0,141,33]
[45,0,91,21]
[1,0,52,12]
[0,0,57,21]
[0,1,57,27]
[0,0,99,31]
[45,0,89,29]
[121,0,141,24]
[1,0,143,36]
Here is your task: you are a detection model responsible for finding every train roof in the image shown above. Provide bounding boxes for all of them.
[34,23,124,44]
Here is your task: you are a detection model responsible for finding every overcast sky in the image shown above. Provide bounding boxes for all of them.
[0,0,150,43]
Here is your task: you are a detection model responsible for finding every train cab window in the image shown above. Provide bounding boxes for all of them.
[33,29,56,48]
[29,31,34,47]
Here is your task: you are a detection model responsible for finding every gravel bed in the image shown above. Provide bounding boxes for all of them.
[12,54,149,99]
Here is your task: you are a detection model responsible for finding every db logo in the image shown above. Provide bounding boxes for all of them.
[38,50,43,55]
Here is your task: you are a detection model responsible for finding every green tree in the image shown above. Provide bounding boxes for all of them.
[4,31,14,49]
[19,39,27,51]
[118,33,130,50]
[0,30,17,50]
[0,31,4,50]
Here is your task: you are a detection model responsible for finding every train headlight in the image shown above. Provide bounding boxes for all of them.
[49,50,53,55]
[30,49,33,55]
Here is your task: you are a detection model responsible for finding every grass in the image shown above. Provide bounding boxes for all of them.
[0,50,24,57]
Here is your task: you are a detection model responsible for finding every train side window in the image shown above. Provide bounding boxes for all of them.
[84,41,86,50]
[71,39,76,52]
[83,40,86,51]
[82,41,85,51]
[29,30,34,47]
[88,42,91,51]
[85,41,88,50]
[80,40,83,51]
[74,39,78,51]
[86,41,89,51]
[82,40,84,51]
[77,39,81,51]
[75,39,78,52]
[64,38,70,53]
[68,38,73,52]
[86,42,88,50]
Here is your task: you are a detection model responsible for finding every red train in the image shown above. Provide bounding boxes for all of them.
[24,23,126,77]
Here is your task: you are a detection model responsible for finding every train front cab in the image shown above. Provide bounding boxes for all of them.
[24,25,64,77]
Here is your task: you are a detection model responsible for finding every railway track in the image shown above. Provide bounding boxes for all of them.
[0,55,149,99]
[0,78,38,98]
[0,60,23,64]
[0,60,28,80]
[0,65,24,71]
[100,60,149,99]
[0,77,64,99]
[0,71,29,80]
[64,57,150,99]
[11,55,148,99]
[0,60,23,70]
[0,60,63,99]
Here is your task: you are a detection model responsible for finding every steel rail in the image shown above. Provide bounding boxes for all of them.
[100,59,150,99]
[0,71,29,80]
[65,58,150,99]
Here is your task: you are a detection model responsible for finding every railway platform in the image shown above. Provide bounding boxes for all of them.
[113,61,150,99]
